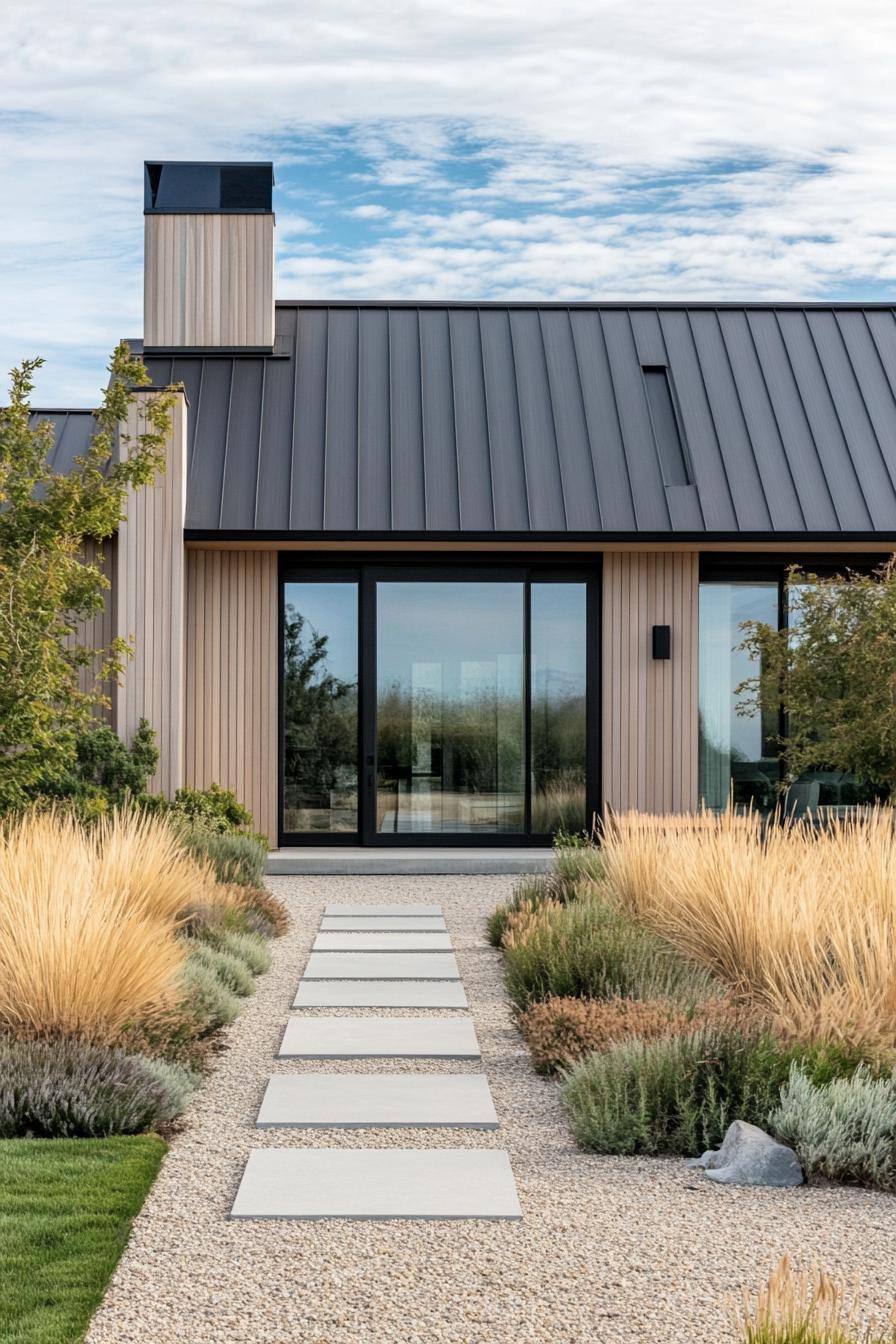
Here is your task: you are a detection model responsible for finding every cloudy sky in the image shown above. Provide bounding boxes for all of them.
[1,0,895,403]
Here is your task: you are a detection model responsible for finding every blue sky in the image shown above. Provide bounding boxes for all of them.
[1,1,894,404]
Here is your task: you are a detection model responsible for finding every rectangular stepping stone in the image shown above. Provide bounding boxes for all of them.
[325,903,442,917]
[293,981,468,1008]
[230,1148,522,1220]
[312,932,453,952]
[302,952,460,980]
[256,1073,498,1128]
[320,916,447,932]
[278,1016,480,1059]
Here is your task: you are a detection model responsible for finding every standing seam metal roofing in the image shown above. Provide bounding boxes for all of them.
[113,301,896,535]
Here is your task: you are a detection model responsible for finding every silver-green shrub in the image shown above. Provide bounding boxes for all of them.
[180,957,241,1030]
[186,941,255,997]
[0,1036,196,1137]
[771,1063,896,1190]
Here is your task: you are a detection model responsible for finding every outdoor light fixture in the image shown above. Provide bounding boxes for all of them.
[652,625,671,660]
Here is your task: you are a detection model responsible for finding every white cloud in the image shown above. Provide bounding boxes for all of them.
[347,204,390,219]
[0,0,894,398]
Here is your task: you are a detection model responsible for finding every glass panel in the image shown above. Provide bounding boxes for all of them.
[786,581,879,816]
[698,581,779,811]
[376,582,525,833]
[531,583,588,834]
[282,582,358,833]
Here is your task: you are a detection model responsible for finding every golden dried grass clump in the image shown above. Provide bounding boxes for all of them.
[600,807,896,1051]
[735,1256,896,1343]
[0,808,232,1042]
[518,993,750,1073]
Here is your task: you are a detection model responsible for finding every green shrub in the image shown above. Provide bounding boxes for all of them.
[0,1035,196,1138]
[187,830,267,888]
[180,958,241,1032]
[186,942,255,997]
[553,839,603,891]
[502,896,711,1008]
[771,1064,896,1190]
[166,783,252,834]
[487,856,601,949]
[29,719,158,812]
[561,1028,870,1157]
[207,929,272,976]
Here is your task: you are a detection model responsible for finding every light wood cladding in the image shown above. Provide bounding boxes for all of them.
[184,549,278,845]
[72,537,116,722]
[602,552,699,814]
[144,213,274,349]
[113,393,188,794]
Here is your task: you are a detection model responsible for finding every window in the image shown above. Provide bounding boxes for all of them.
[642,366,690,487]
[698,564,885,815]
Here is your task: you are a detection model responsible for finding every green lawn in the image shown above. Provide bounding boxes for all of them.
[0,1135,166,1344]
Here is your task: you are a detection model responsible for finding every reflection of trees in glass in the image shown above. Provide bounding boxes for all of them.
[376,683,523,794]
[531,683,586,833]
[282,605,357,820]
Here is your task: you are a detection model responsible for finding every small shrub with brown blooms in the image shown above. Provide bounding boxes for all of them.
[519,994,751,1072]
[600,807,896,1052]
[735,1256,896,1344]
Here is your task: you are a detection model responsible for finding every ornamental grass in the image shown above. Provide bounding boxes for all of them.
[599,808,896,1052]
[0,809,232,1043]
[735,1257,896,1344]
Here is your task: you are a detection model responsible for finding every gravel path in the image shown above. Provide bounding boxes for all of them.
[87,876,896,1344]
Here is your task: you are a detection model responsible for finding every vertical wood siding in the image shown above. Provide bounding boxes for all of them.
[144,214,274,348]
[184,550,279,845]
[71,537,116,722]
[602,551,699,814]
[113,394,188,794]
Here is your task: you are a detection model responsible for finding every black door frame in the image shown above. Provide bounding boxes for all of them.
[278,553,601,847]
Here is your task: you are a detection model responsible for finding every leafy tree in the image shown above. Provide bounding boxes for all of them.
[738,560,896,795]
[0,344,177,808]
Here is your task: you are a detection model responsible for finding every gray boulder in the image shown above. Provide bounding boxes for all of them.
[686,1121,803,1187]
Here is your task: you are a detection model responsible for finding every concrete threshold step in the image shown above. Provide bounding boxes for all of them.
[267,848,553,876]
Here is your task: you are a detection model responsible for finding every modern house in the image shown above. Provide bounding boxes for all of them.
[37,160,896,849]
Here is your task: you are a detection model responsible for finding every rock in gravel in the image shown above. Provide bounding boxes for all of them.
[687,1121,803,1187]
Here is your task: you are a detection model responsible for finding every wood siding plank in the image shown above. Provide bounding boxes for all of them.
[602,551,698,814]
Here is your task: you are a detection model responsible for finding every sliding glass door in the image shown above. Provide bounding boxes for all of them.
[280,563,597,845]
[376,581,526,835]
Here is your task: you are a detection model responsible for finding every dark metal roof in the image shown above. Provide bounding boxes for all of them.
[30,410,100,474]
[61,301,896,536]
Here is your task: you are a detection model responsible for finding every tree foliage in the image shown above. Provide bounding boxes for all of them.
[738,560,896,794]
[0,344,177,808]
[282,605,357,813]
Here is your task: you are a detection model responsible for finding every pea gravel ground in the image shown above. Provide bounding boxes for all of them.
[86,876,896,1344]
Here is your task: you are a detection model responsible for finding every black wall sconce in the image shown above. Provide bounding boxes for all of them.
[652,624,671,660]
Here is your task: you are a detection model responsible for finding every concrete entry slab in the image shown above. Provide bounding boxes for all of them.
[278,1016,480,1059]
[230,1148,522,1220]
[293,981,469,1008]
[302,952,460,980]
[320,916,447,932]
[312,932,453,952]
[256,1073,499,1128]
[325,903,443,917]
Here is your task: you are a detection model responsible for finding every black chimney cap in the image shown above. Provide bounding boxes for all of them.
[144,161,274,214]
